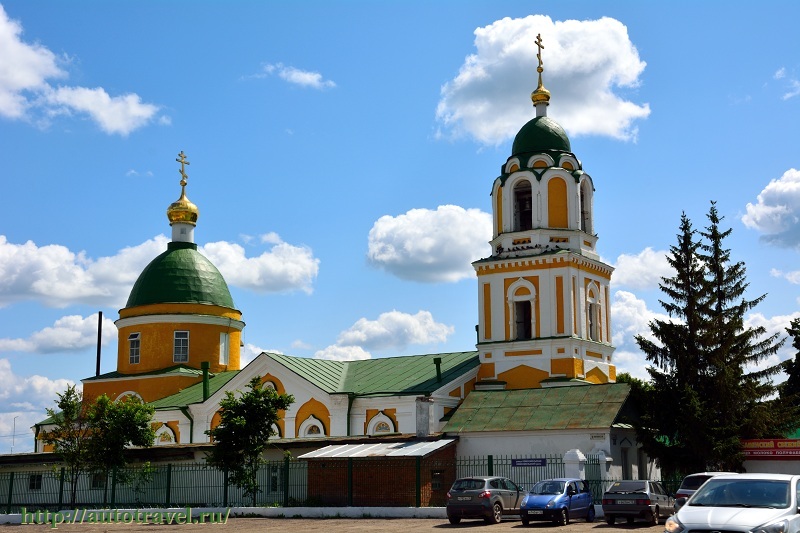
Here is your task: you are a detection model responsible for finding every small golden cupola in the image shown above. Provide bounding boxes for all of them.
[167,150,199,243]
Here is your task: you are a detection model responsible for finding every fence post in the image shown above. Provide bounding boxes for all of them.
[563,449,586,480]
[57,468,65,510]
[223,468,229,507]
[110,467,117,507]
[488,455,493,476]
[347,458,353,507]
[164,464,172,507]
[5,472,13,514]
[283,456,290,508]
[415,457,421,508]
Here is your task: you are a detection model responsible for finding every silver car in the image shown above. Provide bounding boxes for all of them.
[446,476,524,524]
[666,473,800,533]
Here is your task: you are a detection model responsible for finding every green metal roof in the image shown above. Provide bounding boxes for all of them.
[149,370,240,410]
[83,365,206,382]
[126,241,235,309]
[266,351,480,396]
[442,383,631,433]
[512,116,571,155]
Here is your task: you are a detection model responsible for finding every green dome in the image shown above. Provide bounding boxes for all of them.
[512,116,571,155]
[126,242,235,309]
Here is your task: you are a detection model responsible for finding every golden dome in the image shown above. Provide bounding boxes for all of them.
[531,33,551,107]
[167,189,199,226]
[167,151,199,226]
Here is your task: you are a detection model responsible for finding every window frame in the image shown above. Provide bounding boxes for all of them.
[173,330,189,363]
[128,332,141,365]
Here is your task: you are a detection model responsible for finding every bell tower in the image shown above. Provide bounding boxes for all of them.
[473,35,615,389]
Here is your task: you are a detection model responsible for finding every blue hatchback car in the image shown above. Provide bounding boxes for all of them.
[520,478,595,526]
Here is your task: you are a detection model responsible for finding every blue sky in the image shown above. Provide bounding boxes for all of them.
[2,1,800,453]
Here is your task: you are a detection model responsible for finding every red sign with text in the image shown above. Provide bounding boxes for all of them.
[742,439,800,459]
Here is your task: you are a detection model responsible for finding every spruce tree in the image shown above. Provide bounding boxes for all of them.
[699,202,788,468]
[635,202,791,475]
[635,213,710,474]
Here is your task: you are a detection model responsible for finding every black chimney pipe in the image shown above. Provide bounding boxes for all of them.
[95,311,102,377]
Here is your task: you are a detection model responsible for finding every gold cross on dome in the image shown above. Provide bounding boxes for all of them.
[176,151,190,186]
[535,33,545,73]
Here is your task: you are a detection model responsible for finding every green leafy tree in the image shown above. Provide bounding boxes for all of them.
[635,203,792,475]
[41,387,155,505]
[205,376,294,506]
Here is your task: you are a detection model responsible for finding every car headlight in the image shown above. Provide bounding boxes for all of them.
[664,515,684,533]
[521,496,529,506]
[545,499,556,509]
[751,519,788,533]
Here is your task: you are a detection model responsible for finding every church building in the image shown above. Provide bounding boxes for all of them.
[35,38,634,470]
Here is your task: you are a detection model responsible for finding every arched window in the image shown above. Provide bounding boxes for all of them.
[507,278,536,340]
[586,283,602,342]
[154,425,176,446]
[513,180,533,231]
[299,415,326,438]
[367,412,396,435]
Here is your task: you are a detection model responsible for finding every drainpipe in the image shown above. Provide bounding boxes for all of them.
[346,393,355,436]
[434,357,442,382]
[179,407,194,444]
[201,362,210,401]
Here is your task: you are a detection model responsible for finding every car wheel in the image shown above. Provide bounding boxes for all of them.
[448,516,461,525]
[626,517,634,525]
[557,508,569,526]
[649,507,659,526]
[606,516,615,525]
[485,502,502,524]
[521,517,529,526]
[586,505,596,523]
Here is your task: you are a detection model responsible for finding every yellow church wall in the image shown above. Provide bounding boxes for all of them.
[477,362,495,381]
[295,398,331,436]
[497,365,549,389]
[551,358,583,378]
[116,320,241,375]
[83,374,201,403]
[586,366,610,384]
[483,283,492,340]
[555,276,565,334]
[547,177,568,228]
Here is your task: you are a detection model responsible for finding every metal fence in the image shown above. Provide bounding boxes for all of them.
[1,454,665,512]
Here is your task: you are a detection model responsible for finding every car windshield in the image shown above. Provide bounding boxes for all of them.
[530,480,565,495]
[606,481,646,494]
[690,479,789,509]
[452,479,485,491]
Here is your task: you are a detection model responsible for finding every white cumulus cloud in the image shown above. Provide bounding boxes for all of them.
[0,358,75,453]
[201,234,319,294]
[609,290,672,379]
[0,313,117,354]
[742,169,800,248]
[0,5,159,134]
[367,205,492,283]
[314,310,454,361]
[254,62,336,89]
[436,15,649,146]
[612,247,670,290]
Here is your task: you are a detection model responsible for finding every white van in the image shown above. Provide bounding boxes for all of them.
[665,473,800,533]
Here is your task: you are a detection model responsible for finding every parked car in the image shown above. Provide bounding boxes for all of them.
[602,480,673,525]
[673,471,736,510]
[666,473,800,533]
[446,476,524,524]
[519,478,595,526]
